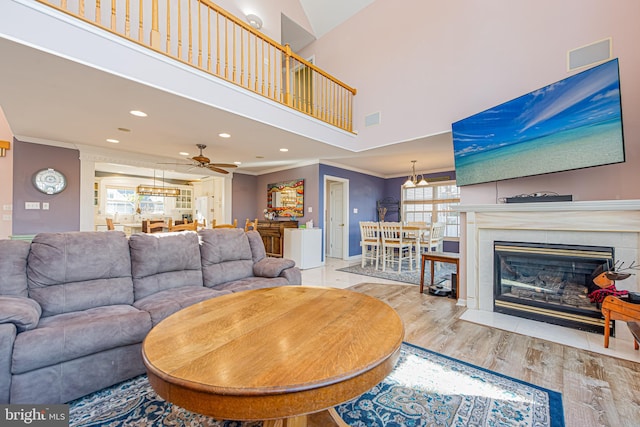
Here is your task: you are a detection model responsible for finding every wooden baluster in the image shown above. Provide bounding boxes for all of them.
[232,22,236,82]
[187,0,192,63]
[197,0,202,67]
[223,18,228,78]
[267,44,272,99]
[206,8,211,71]
[61,0,67,9]
[149,0,160,48]
[177,0,182,58]
[95,0,101,25]
[110,0,116,30]
[125,0,131,37]
[261,41,265,95]
[284,44,291,106]
[215,11,220,75]
[165,0,170,53]
[254,36,258,91]
[138,0,143,42]
[79,0,85,17]
[240,29,244,85]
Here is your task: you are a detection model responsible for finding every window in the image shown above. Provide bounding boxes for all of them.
[105,187,165,216]
[402,181,460,238]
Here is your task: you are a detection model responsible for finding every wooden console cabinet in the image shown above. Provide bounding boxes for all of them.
[256,221,298,257]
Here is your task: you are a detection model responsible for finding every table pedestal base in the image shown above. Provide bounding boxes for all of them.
[264,408,349,427]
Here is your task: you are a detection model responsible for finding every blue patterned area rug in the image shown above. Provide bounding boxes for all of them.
[337,262,455,285]
[69,343,564,427]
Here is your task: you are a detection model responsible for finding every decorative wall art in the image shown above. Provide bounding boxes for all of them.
[267,179,304,218]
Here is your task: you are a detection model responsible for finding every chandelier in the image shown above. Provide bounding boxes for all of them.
[136,170,180,197]
[402,160,429,188]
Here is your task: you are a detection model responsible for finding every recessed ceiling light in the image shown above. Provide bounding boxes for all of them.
[179,152,189,156]
[130,110,147,117]
[218,133,231,138]
[234,161,242,165]
[279,148,289,152]
[106,138,119,143]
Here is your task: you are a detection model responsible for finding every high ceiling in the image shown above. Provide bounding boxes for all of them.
[0,1,454,181]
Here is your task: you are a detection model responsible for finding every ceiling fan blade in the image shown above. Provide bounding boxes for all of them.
[209,163,238,168]
[207,165,230,174]
[157,162,193,165]
[192,155,210,164]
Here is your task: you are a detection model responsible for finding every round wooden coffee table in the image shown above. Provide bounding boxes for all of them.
[142,286,404,426]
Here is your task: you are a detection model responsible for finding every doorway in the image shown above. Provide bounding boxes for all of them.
[324,176,349,260]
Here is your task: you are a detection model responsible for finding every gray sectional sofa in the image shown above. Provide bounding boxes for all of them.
[0,228,301,404]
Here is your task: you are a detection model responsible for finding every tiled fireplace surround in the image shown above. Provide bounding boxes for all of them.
[458,200,640,362]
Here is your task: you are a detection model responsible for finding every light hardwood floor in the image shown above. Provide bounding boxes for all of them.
[308,282,640,427]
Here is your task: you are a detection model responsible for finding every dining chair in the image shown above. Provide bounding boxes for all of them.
[212,218,238,228]
[143,219,167,233]
[405,221,429,263]
[359,221,381,269]
[424,222,446,253]
[105,218,115,231]
[379,222,413,272]
[245,218,259,231]
[168,219,198,232]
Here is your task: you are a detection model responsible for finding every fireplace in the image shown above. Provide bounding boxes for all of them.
[494,241,616,334]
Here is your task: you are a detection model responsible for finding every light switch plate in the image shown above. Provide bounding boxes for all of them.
[308,207,312,213]
[25,202,40,210]
[2,204,11,211]
[42,202,50,210]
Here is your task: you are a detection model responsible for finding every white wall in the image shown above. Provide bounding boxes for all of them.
[0,108,13,239]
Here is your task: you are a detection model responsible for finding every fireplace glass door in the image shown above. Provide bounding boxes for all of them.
[494,241,615,334]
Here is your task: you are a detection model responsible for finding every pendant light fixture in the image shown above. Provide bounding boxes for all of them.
[137,169,180,197]
[403,160,429,188]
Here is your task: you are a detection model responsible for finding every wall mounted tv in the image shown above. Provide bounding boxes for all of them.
[452,58,625,186]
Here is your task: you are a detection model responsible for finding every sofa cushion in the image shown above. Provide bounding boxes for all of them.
[199,229,255,287]
[129,232,204,300]
[133,286,230,325]
[11,305,151,375]
[27,232,134,317]
[0,296,41,332]
[0,240,30,297]
[246,230,267,262]
[253,257,295,278]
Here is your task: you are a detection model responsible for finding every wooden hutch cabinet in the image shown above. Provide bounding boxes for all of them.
[256,221,298,257]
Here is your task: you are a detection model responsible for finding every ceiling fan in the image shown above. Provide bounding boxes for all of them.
[163,144,238,174]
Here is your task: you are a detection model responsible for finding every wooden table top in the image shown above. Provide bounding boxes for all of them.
[142,286,405,421]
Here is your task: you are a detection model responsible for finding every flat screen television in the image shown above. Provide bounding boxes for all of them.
[452,58,625,186]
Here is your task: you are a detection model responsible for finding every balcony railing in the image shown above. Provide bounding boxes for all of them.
[37,0,356,132]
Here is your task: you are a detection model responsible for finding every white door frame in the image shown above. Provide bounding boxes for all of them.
[323,175,349,260]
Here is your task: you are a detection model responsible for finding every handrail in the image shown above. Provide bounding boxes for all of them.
[36,0,356,132]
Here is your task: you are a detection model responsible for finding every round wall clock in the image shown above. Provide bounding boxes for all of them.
[33,168,67,195]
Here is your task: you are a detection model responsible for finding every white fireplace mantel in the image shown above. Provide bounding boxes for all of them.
[456,199,640,361]
[457,199,640,311]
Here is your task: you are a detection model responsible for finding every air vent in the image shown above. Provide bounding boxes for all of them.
[365,112,381,127]
[568,38,612,71]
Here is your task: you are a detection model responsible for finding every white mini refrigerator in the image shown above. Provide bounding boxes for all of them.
[283,228,323,269]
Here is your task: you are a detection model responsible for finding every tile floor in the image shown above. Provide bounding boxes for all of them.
[304,257,640,363]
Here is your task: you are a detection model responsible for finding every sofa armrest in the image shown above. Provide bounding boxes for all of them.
[0,296,42,332]
[279,266,302,285]
[253,258,295,278]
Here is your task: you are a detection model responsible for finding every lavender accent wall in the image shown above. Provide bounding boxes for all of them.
[319,164,386,257]
[12,139,80,234]
[231,173,259,225]
[254,164,320,225]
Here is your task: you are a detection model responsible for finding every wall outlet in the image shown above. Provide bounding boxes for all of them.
[353,208,358,214]
[308,207,312,213]
[25,202,40,210]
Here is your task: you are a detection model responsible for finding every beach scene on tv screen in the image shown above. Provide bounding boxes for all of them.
[452,59,625,186]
